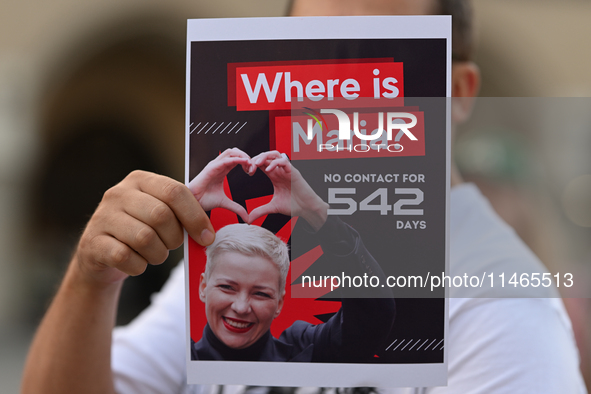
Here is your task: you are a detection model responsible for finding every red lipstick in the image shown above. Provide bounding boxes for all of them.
[223,317,254,333]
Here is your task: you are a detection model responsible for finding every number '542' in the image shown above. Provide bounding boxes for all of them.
[327,188,423,216]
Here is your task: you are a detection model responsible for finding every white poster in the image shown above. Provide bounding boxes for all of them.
[185,16,451,388]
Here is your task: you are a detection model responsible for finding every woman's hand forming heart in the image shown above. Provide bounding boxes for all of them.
[188,148,251,223]
[248,151,328,232]
[189,148,328,231]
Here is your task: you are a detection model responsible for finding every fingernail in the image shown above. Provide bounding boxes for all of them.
[200,228,215,246]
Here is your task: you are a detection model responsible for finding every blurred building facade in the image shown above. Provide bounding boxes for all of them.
[0,0,590,391]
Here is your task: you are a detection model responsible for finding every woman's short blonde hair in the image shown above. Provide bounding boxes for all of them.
[204,224,290,294]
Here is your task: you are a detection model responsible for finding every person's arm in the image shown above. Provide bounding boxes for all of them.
[290,215,396,362]
[249,151,395,361]
[21,170,214,394]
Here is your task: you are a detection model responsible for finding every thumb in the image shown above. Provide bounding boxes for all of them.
[183,205,216,247]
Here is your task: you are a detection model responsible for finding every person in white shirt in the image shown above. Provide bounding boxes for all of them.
[21,0,587,393]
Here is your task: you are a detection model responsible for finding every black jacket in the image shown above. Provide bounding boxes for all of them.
[191,216,395,363]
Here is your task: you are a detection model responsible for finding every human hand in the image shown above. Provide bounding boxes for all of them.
[248,151,328,231]
[188,148,250,223]
[75,170,214,285]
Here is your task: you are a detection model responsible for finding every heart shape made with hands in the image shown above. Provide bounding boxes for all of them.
[240,150,327,232]
[240,151,294,224]
[189,149,293,225]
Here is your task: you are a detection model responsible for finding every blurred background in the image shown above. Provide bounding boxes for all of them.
[0,0,590,391]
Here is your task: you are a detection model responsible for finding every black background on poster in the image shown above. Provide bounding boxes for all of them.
[189,38,446,177]
[188,38,446,363]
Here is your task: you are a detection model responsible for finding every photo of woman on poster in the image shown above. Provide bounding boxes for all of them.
[188,149,395,362]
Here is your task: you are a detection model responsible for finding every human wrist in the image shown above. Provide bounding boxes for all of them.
[301,200,329,232]
[68,253,126,294]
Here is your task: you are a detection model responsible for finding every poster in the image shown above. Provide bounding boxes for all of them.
[185,16,451,387]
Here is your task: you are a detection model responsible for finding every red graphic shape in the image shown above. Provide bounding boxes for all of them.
[211,176,240,230]
[291,281,338,299]
[189,178,341,341]
[271,282,340,338]
[188,237,207,341]
[236,62,404,111]
[276,217,298,243]
[189,171,240,340]
[245,194,273,226]
[276,108,426,160]
[290,245,323,280]
[227,58,394,107]
[268,109,290,152]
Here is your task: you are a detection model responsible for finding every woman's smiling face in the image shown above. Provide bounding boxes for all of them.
[199,251,284,349]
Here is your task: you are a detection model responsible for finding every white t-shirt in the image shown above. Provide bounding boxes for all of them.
[112,184,587,393]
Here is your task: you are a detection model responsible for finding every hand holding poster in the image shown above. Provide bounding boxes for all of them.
[185,16,451,387]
